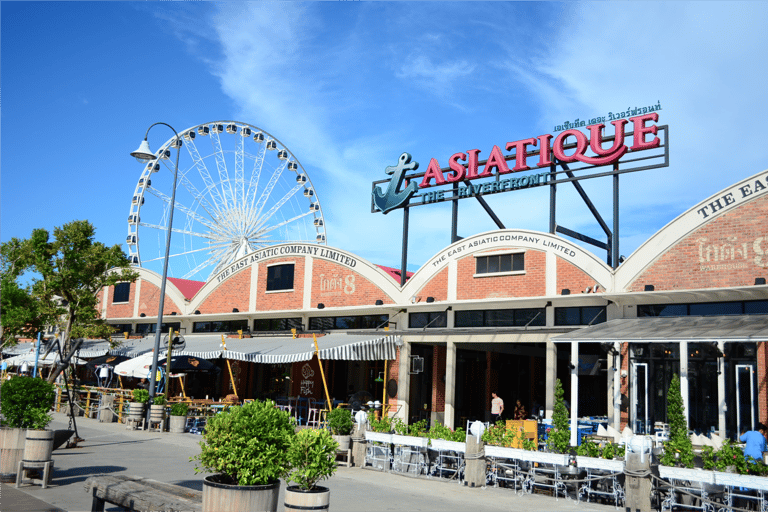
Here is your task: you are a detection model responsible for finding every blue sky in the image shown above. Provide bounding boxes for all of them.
[2,2,767,281]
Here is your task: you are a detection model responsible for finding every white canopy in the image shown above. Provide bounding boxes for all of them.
[3,350,85,367]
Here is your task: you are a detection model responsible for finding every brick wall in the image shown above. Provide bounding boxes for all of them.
[456,249,546,300]
[311,260,392,308]
[387,348,401,414]
[417,267,449,302]
[557,258,602,294]
[432,345,446,413]
[136,279,182,316]
[256,258,305,311]
[628,194,768,291]
[103,283,136,318]
[199,267,251,313]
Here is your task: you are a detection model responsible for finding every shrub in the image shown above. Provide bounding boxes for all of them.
[151,393,166,406]
[577,438,600,457]
[192,400,295,486]
[0,376,56,429]
[327,407,353,436]
[368,410,392,433]
[286,428,338,490]
[132,388,149,404]
[660,374,694,468]
[548,378,570,454]
[170,402,189,416]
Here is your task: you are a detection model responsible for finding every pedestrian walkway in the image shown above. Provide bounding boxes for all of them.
[1,412,617,512]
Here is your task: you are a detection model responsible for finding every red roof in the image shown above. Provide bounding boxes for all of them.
[167,277,205,300]
[376,265,413,283]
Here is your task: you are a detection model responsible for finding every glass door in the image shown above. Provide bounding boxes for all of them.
[632,362,649,434]
[735,364,756,435]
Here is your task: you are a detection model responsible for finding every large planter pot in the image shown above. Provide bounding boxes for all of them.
[576,455,624,472]
[658,465,715,484]
[149,404,166,430]
[713,471,768,491]
[202,475,280,512]
[23,429,54,464]
[484,445,530,460]
[0,427,27,482]
[169,414,187,434]
[284,485,330,511]
[332,434,351,451]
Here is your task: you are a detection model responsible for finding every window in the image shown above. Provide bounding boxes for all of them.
[475,252,524,275]
[109,323,133,334]
[637,300,768,317]
[308,314,389,331]
[266,263,294,291]
[454,308,545,327]
[409,311,447,329]
[193,320,248,333]
[113,282,131,303]
[136,322,180,334]
[554,306,606,326]
[253,317,303,332]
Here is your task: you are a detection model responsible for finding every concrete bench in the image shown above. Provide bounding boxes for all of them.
[84,475,202,512]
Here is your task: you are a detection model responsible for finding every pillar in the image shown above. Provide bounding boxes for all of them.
[398,342,411,422]
[613,341,622,431]
[679,341,689,430]
[445,340,457,430]
[545,339,556,419]
[570,340,579,447]
[718,341,726,436]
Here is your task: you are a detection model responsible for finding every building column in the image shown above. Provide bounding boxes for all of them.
[613,341,621,431]
[397,341,411,422]
[718,341,726,436]
[445,340,457,429]
[545,339,556,419]
[570,340,579,447]
[680,341,689,429]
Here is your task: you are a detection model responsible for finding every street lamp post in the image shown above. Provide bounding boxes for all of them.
[130,123,181,420]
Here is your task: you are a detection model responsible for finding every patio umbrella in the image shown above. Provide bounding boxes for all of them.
[158,355,219,374]
[113,352,157,378]
[85,354,130,371]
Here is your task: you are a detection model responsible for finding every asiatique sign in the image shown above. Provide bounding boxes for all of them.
[373,112,662,214]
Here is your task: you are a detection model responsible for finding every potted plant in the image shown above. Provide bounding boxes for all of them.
[149,393,166,431]
[284,428,338,511]
[327,406,353,451]
[169,402,189,434]
[0,376,56,482]
[192,399,295,512]
[128,388,149,427]
[660,374,694,468]
[548,378,570,454]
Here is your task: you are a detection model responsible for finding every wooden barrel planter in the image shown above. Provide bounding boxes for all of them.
[23,429,55,464]
[127,402,145,423]
[202,475,280,512]
[149,404,166,429]
[284,486,330,511]
[0,428,27,482]
[168,415,187,434]
[333,434,351,451]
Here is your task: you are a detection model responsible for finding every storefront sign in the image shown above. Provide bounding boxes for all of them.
[372,112,663,212]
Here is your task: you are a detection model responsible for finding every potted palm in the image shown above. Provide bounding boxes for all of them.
[169,402,189,434]
[327,407,353,451]
[284,428,338,511]
[192,399,295,512]
[0,376,56,482]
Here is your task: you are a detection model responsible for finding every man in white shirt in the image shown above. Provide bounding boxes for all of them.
[491,391,504,423]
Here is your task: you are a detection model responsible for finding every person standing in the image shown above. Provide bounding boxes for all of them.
[513,399,526,420]
[491,391,504,424]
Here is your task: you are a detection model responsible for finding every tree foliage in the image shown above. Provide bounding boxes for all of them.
[661,373,694,467]
[0,376,56,429]
[0,220,138,380]
[549,378,571,453]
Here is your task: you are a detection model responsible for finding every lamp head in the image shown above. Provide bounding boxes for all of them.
[130,139,155,163]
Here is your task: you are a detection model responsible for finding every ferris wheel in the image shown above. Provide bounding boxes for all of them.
[126,121,327,282]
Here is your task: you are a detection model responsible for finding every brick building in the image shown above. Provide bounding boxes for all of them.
[94,168,768,439]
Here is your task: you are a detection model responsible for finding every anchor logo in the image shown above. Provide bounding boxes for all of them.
[372,152,419,214]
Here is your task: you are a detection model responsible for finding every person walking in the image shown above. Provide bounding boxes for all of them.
[491,391,504,424]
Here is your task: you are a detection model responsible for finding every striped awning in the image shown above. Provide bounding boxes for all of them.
[107,333,402,363]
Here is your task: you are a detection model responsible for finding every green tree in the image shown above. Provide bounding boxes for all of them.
[549,378,571,453]
[660,373,694,467]
[0,220,138,382]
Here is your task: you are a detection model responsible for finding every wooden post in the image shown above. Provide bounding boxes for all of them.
[164,328,174,397]
[220,335,238,396]
[382,359,388,415]
[86,389,92,417]
[312,334,333,414]
[178,376,186,397]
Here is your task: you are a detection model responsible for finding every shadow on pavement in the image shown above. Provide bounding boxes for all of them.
[172,479,204,492]
[52,465,127,486]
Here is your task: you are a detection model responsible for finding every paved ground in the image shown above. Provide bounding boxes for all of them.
[0,412,619,512]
